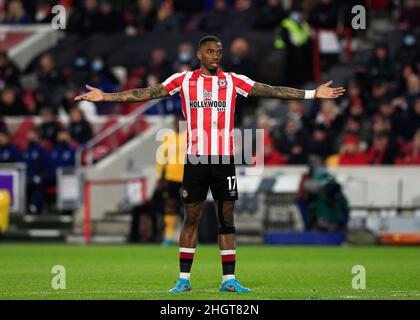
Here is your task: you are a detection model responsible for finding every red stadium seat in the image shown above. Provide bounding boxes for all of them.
[86,117,126,163]
[11,118,37,151]
[125,116,149,141]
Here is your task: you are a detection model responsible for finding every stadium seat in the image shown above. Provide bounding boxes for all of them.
[11,118,37,151]
[125,116,149,141]
[86,117,126,163]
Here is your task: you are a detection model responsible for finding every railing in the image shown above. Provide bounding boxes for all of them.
[76,98,174,167]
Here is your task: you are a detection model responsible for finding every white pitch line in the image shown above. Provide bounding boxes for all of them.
[0,289,419,297]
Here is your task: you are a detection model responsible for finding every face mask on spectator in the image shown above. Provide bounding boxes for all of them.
[403,35,416,47]
[290,12,302,23]
[75,57,87,68]
[179,52,191,63]
[92,61,104,72]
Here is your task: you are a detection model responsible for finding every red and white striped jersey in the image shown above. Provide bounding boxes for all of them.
[162,69,255,156]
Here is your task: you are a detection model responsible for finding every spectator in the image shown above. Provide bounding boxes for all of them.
[264,134,287,165]
[4,0,30,24]
[96,0,125,34]
[335,116,370,152]
[51,130,77,169]
[274,5,312,86]
[340,79,365,112]
[0,87,27,116]
[36,53,66,112]
[71,50,90,87]
[397,0,420,29]
[173,42,198,72]
[0,131,22,163]
[314,99,344,136]
[286,100,312,132]
[147,48,172,83]
[86,62,118,114]
[23,129,53,214]
[199,0,233,32]
[68,108,93,145]
[308,0,339,30]
[365,43,396,84]
[367,131,398,165]
[338,134,368,165]
[395,63,418,96]
[405,74,420,110]
[367,79,392,115]
[38,108,62,146]
[287,141,308,164]
[89,55,119,86]
[371,115,393,136]
[275,117,308,157]
[230,0,257,31]
[134,0,158,34]
[0,117,8,134]
[307,124,334,160]
[33,1,53,23]
[396,129,420,165]
[0,51,21,90]
[77,0,102,35]
[254,0,286,30]
[397,32,420,66]
[156,0,186,32]
[404,97,420,139]
[61,87,80,115]
[224,37,255,78]
[257,114,286,165]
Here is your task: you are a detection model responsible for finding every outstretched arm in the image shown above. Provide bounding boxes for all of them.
[74,84,170,102]
[249,80,345,99]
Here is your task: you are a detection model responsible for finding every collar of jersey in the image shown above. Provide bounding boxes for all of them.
[197,69,222,78]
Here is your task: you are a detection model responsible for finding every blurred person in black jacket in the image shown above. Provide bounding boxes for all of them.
[36,53,66,112]
[0,131,22,163]
[0,51,21,90]
[199,0,233,32]
[38,108,62,146]
[24,129,52,214]
[308,0,339,30]
[0,87,27,116]
[68,108,93,145]
[254,0,286,30]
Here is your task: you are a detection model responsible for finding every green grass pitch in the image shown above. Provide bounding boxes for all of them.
[1,244,419,300]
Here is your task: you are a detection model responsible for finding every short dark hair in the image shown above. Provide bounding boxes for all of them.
[198,35,222,49]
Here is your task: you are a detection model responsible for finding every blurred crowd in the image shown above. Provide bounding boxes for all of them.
[1,0,419,33]
[259,40,420,166]
[0,106,93,214]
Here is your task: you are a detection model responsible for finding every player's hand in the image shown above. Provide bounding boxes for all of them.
[74,85,105,102]
[315,80,346,99]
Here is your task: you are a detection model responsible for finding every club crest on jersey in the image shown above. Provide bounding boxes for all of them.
[218,79,227,87]
[203,89,212,100]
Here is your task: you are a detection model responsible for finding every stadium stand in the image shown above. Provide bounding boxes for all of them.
[0,0,419,244]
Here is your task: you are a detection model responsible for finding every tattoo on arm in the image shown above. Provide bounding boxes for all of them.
[105,84,169,102]
[249,82,305,99]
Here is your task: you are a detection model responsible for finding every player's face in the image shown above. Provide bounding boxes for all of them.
[198,41,222,73]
